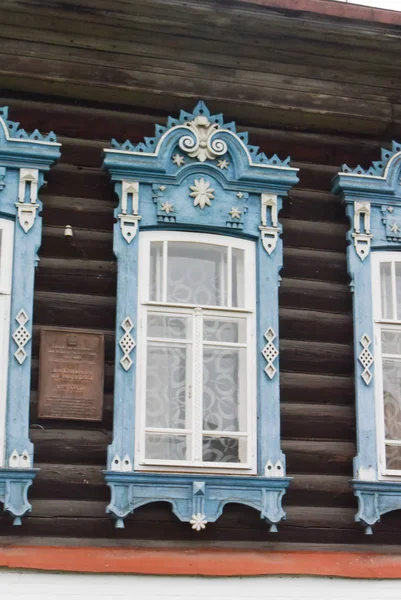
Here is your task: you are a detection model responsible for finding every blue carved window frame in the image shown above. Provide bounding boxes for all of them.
[333,141,401,534]
[0,107,60,524]
[103,102,298,532]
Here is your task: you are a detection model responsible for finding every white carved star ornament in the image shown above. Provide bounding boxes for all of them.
[229,207,241,219]
[172,153,185,166]
[217,159,230,169]
[161,202,174,214]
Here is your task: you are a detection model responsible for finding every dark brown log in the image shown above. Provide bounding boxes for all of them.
[283,247,348,283]
[281,402,355,441]
[280,339,353,375]
[280,371,354,406]
[280,278,351,314]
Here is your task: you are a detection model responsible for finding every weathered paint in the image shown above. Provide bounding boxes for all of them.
[2,547,401,578]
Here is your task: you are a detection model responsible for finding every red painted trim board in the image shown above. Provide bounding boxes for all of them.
[1,547,401,577]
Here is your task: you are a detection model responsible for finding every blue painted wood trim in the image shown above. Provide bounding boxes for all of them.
[333,143,401,533]
[0,107,60,524]
[103,101,298,531]
[104,471,291,531]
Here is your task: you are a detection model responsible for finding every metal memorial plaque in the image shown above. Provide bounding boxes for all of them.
[38,327,104,421]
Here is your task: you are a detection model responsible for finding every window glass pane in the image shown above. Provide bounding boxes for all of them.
[145,344,189,429]
[203,347,246,432]
[380,262,393,319]
[167,242,227,306]
[202,436,242,463]
[382,330,401,355]
[149,242,163,301]
[386,445,401,471]
[232,248,244,308]
[396,263,401,320]
[147,314,188,339]
[203,318,246,344]
[383,359,401,440]
[145,433,188,461]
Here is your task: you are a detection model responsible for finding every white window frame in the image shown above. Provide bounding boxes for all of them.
[0,218,14,468]
[372,251,401,479]
[135,230,257,475]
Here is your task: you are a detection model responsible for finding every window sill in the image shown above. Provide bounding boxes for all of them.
[104,470,291,531]
[0,467,38,525]
[353,479,401,534]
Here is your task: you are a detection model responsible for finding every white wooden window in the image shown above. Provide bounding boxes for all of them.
[0,218,14,467]
[136,231,257,474]
[372,251,401,477]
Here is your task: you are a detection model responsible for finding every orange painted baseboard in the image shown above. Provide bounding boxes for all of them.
[0,547,401,577]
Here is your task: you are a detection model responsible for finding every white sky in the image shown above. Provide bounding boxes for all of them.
[336,0,401,9]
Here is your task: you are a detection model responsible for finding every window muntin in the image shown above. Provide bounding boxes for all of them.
[373,252,401,476]
[0,218,14,467]
[136,231,256,473]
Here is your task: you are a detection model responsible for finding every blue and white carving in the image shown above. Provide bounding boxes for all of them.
[333,140,401,534]
[119,317,135,372]
[0,106,60,524]
[262,328,279,380]
[103,101,298,531]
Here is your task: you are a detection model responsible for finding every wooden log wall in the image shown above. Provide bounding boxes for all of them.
[0,0,401,550]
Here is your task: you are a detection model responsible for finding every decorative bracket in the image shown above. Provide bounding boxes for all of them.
[191,481,207,531]
[0,469,37,526]
[16,168,40,233]
[259,193,280,255]
[353,481,401,535]
[118,180,141,243]
[352,201,373,261]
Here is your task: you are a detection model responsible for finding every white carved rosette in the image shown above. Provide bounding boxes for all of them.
[190,512,208,531]
[189,178,215,209]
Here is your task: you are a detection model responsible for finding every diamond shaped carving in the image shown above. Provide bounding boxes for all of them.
[12,309,31,365]
[119,317,135,371]
[262,327,278,379]
[359,334,373,385]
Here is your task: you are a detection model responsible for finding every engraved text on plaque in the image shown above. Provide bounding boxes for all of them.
[38,327,104,421]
